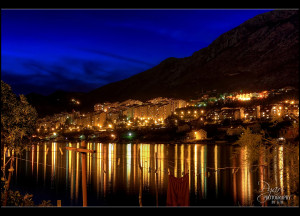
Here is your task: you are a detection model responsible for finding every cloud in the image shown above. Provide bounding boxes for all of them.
[80,48,155,68]
[2,55,146,96]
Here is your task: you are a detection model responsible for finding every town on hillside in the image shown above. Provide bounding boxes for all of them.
[35,87,299,143]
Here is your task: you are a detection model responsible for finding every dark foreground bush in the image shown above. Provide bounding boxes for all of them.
[1,190,52,207]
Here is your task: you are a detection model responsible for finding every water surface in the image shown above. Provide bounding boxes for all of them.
[9,142,297,207]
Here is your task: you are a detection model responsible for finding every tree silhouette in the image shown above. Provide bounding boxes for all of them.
[1,80,38,206]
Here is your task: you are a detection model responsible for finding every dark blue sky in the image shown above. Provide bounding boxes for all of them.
[1,9,273,96]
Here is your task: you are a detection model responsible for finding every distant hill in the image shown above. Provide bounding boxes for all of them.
[27,10,299,116]
[26,90,85,117]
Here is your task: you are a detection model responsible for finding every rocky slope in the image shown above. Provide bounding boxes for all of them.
[85,10,298,102]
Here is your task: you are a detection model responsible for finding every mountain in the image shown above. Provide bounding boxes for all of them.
[27,10,299,115]
[83,10,299,104]
[26,90,85,117]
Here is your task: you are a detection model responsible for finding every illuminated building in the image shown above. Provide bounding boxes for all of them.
[227,91,269,101]
[220,107,236,120]
[174,107,204,122]
[92,112,107,128]
[123,106,135,120]
[122,98,187,122]
[240,108,245,119]
[119,99,143,106]
[94,103,105,112]
[256,105,261,119]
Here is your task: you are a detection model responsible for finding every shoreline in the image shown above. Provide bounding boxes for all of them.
[35,138,237,145]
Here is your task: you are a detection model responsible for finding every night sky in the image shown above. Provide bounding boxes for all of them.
[1,9,273,96]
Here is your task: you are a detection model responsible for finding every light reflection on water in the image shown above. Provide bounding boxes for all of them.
[10,142,298,207]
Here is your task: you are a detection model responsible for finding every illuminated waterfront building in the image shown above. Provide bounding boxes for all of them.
[92,112,107,128]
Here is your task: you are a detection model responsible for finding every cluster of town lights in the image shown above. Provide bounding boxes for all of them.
[71,98,80,105]
[228,91,268,101]
[35,93,298,140]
